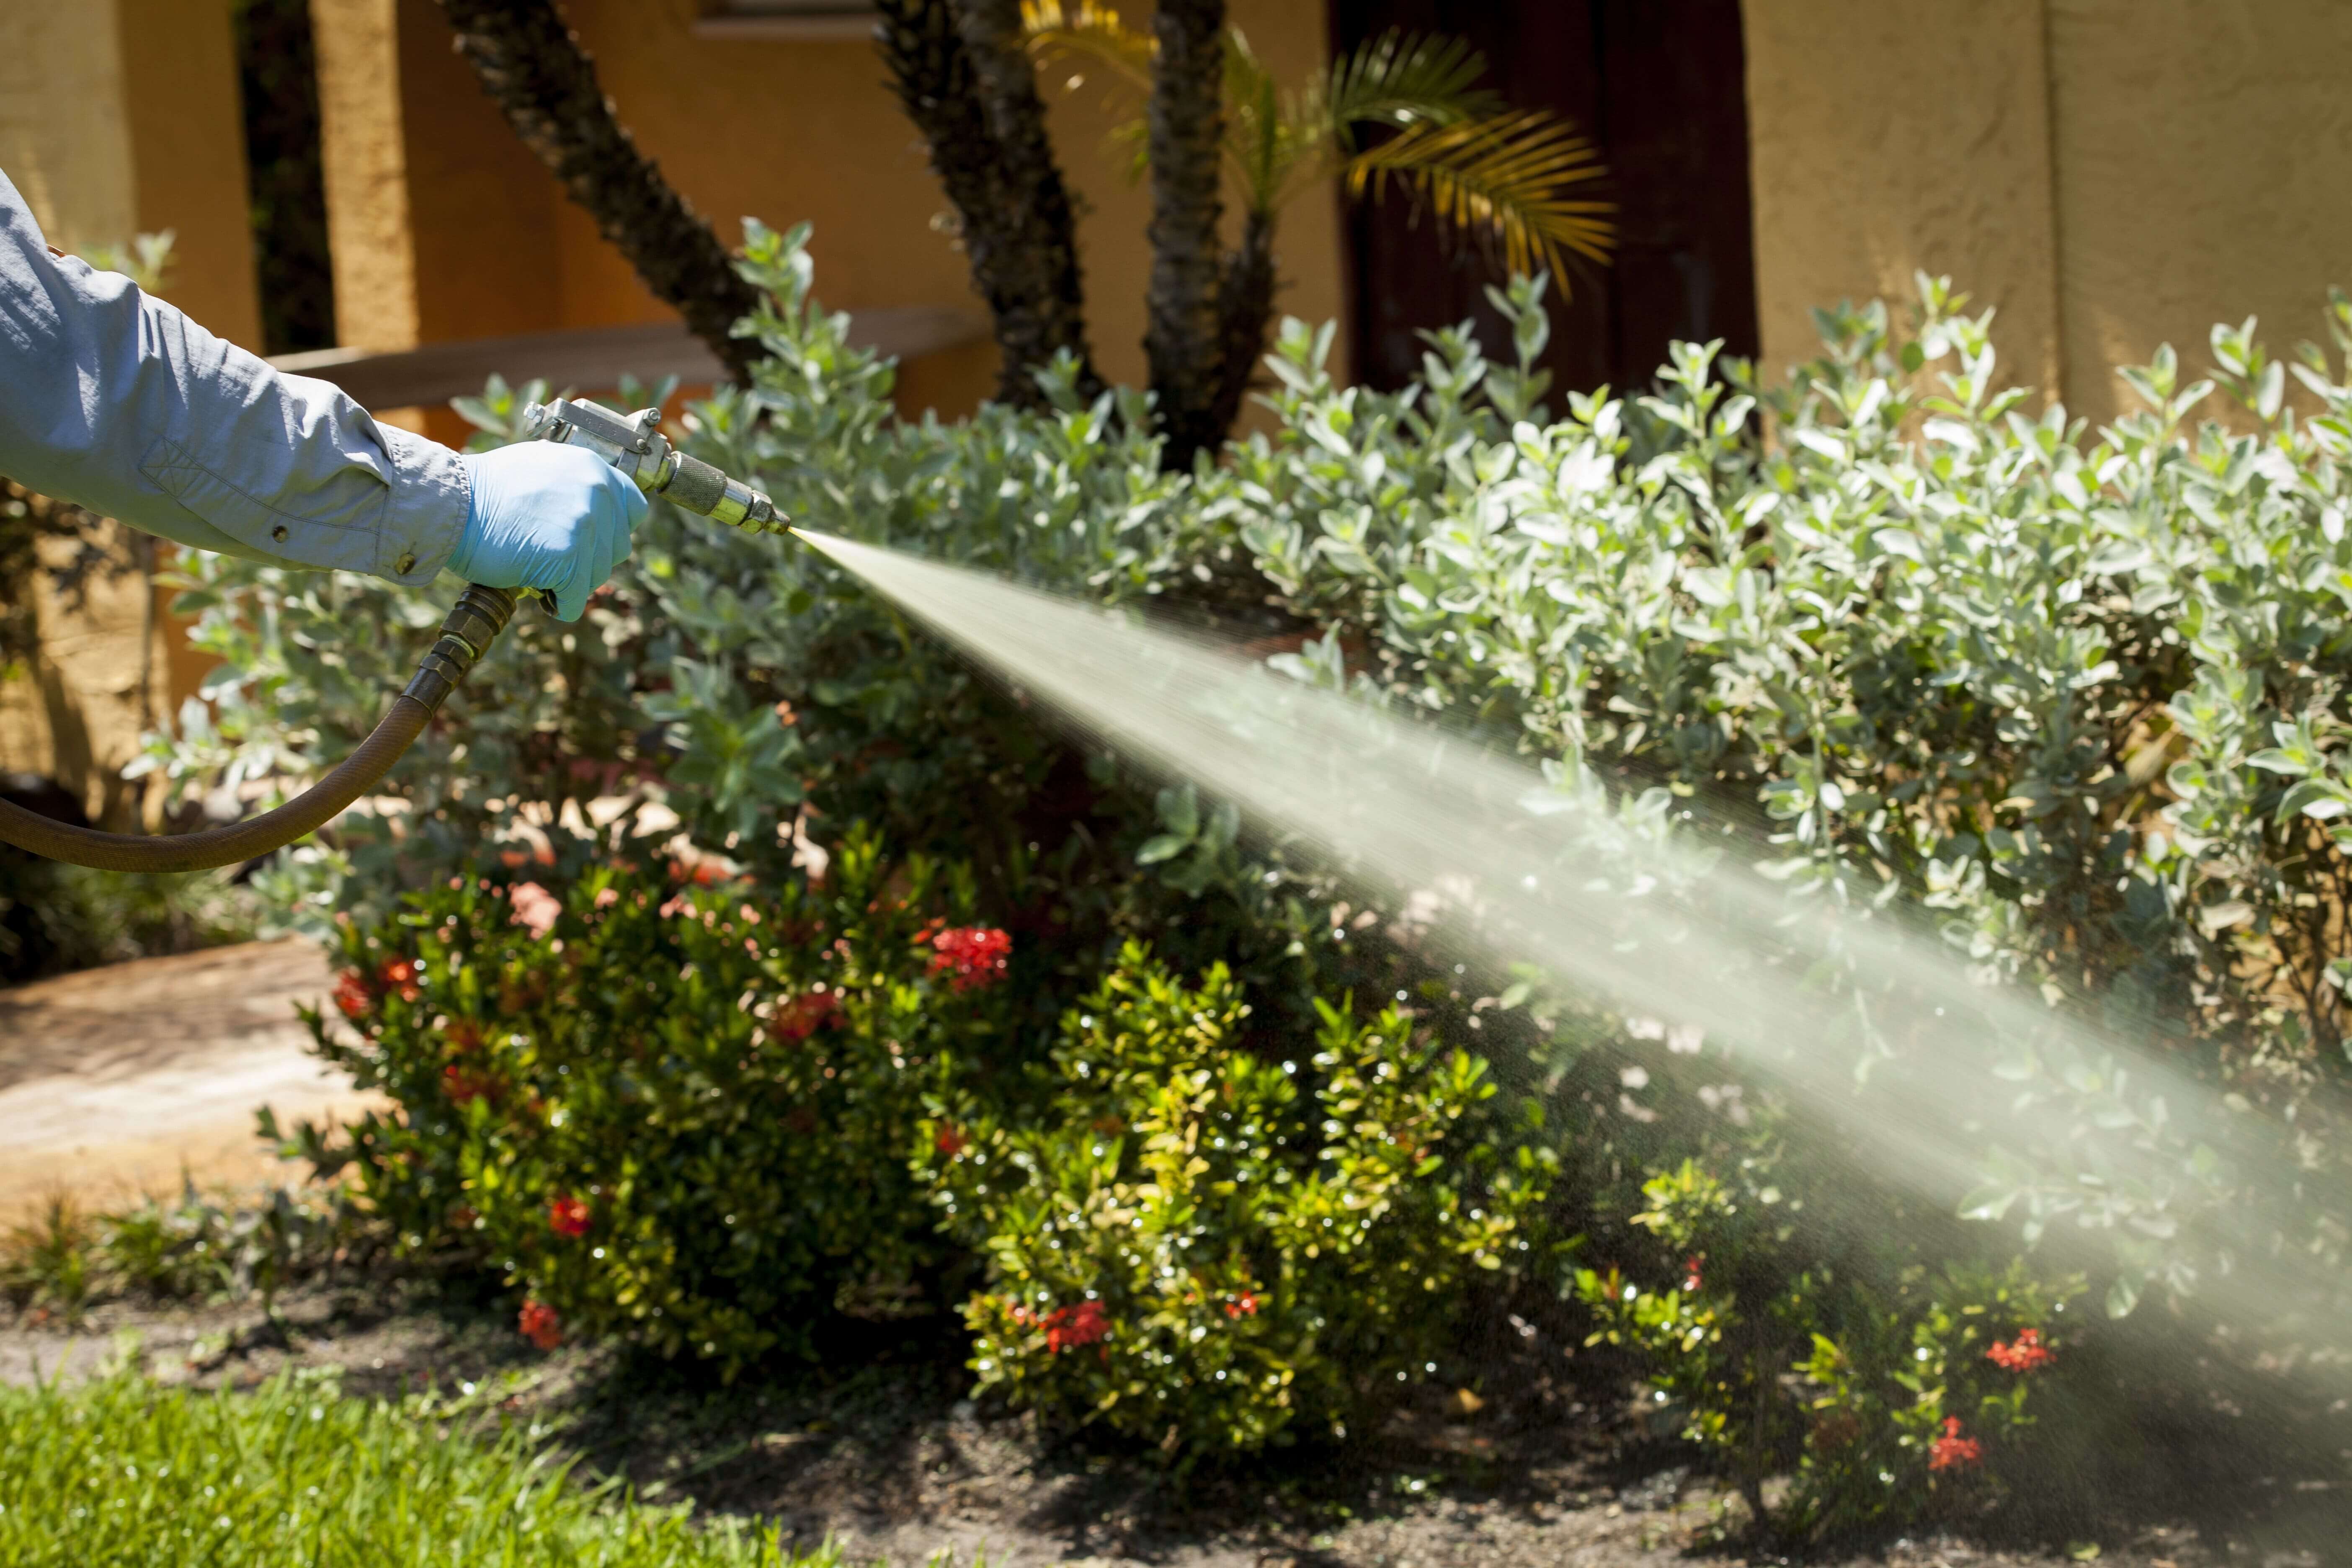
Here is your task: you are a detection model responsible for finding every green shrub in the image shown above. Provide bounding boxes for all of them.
[296,828,1036,1373]
[1,1185,356,1318]
[920,944,1554,1459]
[0,856,262,985]
[140,221,2352,1509]
[1236,279,2352,1313]
[0,1368,817,1566]
[1575,1153,2083,1534]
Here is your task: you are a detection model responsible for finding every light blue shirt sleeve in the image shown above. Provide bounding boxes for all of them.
[0,166,468,585]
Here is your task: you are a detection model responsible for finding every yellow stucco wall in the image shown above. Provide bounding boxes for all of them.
[317,0,1346,423]
[1741,0,2063,397]
[312,0,423,354]
[118,0,264,352]
[0,0,261,344]
[0,5,139,256]
[2046,0,2352,425]
[0,0,259,821]
[1743,0,2352,426]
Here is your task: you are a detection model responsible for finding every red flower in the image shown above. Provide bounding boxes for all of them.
[1927,1416,1983,1472]
[1043,1299,1108,1354]
[1682,1255,1705,1293]
[441,1065,498,1106]
[378,958,423,1003]
[935,1124,969,1158]
[548,1194,593,1238]
[1986,1327,2054,1372]
[929,926,1012,992]
[332,970,373,1019]
[1222,1291,1259,1320]
[774,989,841,1042]
[518,1299,562,1351]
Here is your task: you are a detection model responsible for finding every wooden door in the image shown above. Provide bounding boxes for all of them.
[1328,0,1759,400]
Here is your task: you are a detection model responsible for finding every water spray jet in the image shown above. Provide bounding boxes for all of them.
[793,526,2352,1377]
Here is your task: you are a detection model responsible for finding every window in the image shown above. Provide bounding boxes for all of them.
[697,0,878,41]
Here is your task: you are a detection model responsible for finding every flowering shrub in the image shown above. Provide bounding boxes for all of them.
[138,219,2352,1502]
[1576,1153,2083,1534]
[296,827,1030,1373]
[920,944,1556,1460]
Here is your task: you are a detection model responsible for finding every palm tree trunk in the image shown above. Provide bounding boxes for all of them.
[877,0,1101,409]
[1205,208,1275,447]
[435,0,763,382]
[1143,0,1228,470]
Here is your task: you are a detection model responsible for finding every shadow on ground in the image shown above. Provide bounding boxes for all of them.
[5,1282,2343,1568]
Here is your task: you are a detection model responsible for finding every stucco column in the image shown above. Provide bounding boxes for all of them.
[0,7,139,251]
[0,3,260,822]
[1739,0,2065,404]
[312,0,422,353]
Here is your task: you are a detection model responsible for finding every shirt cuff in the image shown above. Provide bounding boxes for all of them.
[371,424,472,587]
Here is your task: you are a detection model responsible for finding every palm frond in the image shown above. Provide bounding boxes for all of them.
[1222,28,1303,214]
[1321,29,1504,146]
[1020,0,1155,92]
[1345,110,1615,284]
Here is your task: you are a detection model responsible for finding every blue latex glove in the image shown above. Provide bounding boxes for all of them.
[451,444,647,621]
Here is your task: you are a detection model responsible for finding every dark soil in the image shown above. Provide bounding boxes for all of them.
[2,1285,2337,1568]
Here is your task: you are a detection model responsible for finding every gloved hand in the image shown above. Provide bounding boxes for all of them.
[451,444,647,621]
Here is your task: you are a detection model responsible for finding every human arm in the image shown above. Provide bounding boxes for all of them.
[0,167,472,585]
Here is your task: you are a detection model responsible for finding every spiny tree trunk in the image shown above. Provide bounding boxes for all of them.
[434,0,763,382]
[1142,0,1228,470]
[877,0,1101,409]
[1205,208,1276,449]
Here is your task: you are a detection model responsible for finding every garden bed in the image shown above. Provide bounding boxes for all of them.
[0,1284,2305,1568]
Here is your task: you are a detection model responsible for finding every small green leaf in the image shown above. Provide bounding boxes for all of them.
[1135,834,1192,866]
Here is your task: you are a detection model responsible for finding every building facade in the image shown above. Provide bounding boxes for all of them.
[6,0,2352,818]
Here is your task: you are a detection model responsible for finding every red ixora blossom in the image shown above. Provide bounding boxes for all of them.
[1682,1255,1705,1293]
[379,958,423,1003]
[1011,1299,1109,1353]
[441,1065,498,1106]
[934,1124,969,1158]
[548,1194,593,1238]
[929,926,1012,992]
[1044,1300,1108,1354]
[776,989,841,1042]
[1223,1291,1259,1320]
[1927,1416,1983,1472]
[518,1300,562,1351]
[332,970,373,1020]
[1986,1327,2055,1372]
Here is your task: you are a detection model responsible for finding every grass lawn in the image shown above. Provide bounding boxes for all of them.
[0,1367,830,1566]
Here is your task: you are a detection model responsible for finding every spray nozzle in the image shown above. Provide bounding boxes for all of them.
[523,397,784,536]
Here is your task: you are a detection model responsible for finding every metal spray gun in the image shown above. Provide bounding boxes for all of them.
[520,397,783,535]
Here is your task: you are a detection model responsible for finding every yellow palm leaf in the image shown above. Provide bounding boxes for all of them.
[1344,110,1615,285]
[1021,1,1155,92]
[1319,28,1498,144]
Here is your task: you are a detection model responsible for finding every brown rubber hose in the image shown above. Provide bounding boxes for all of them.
[0,696,430,873]
[0,584,521,875]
